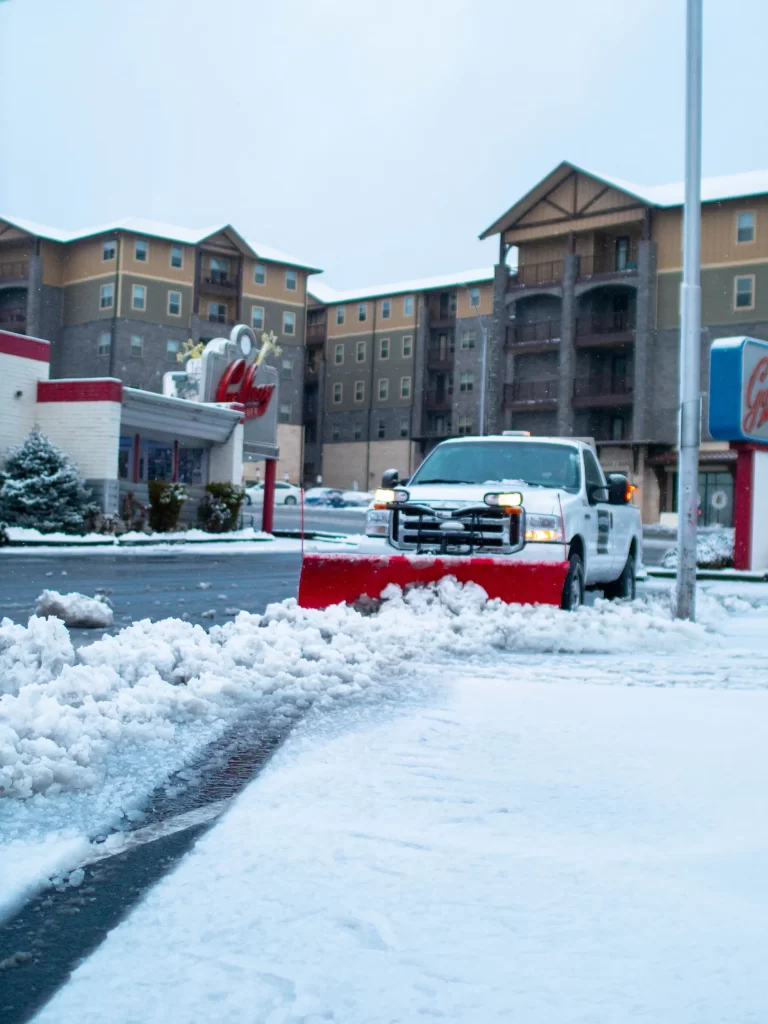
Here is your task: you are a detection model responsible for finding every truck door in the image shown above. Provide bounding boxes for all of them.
[582,448,614,583]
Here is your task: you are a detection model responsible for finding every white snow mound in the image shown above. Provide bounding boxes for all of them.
[35,591,114,628]
[0,579,746,800]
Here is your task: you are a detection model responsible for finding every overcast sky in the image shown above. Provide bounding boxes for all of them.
[1,0,766,288]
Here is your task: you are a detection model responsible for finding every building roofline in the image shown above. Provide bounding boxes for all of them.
[308,267,494,306]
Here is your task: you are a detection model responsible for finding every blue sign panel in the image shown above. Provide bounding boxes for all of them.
[709,336,768,442]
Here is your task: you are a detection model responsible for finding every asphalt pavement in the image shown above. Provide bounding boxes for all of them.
[270,504,368,535]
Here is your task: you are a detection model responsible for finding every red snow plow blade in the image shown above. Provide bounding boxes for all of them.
[297,553,569,610]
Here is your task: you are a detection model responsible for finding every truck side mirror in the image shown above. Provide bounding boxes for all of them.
[606,473,630,505]
[382,468,399,488]
[588,484,610,504]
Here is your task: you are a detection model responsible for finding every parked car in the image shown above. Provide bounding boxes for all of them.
[303,487,346,507]
[245,481,301,506]
[341,490,374,507]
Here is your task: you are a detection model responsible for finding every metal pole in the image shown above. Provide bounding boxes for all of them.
[465,286,488,436]
[674,0,703,620]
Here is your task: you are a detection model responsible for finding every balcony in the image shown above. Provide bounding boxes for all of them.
[0,260,29,284]
[577,251,638,281]
[427,348,454,370]
[572,375,633,408]
[306,321,326,346]
[429,307,457,328]
[504,378,559,408]
[508,260,563,290]
[0,307,27,331]
[575,311,635,348]
[197,310,234,326]
[506,319,561,351]
[425,391,453,411]
[198,267,239,296]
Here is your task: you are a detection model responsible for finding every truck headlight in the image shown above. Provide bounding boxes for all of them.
[484,491,523,508]
[524,514,564,543]
[373,488,408,509]
[366,509,391,537]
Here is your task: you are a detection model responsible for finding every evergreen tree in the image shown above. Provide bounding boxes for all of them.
[0,428,96,534]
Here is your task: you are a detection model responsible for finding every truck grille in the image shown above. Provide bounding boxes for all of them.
[391,506,523,554]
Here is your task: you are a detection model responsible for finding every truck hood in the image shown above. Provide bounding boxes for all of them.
[402,483,567,516]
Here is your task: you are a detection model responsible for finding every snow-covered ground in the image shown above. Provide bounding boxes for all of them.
[31,590,768,1024]
[3,579,768,1020]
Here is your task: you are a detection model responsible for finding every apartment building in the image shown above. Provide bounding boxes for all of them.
[0,216,319,482]
[479,161,768,523]
[304,270,493,490]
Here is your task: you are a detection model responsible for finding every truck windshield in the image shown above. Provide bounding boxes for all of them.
[409,441,581,492]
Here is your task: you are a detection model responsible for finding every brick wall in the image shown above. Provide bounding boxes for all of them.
[0,344,49,461]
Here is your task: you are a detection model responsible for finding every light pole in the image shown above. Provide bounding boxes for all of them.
[464,285,488,436]
[675,0,703,620]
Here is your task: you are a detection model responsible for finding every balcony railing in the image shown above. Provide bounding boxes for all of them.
[306,321,326,344]
[506,319,562,347]
[0,307,27,327]
[427,348,454,369]
[0,260,29,281]
[429,306,457,324]
[505,378,559,404]
[508,260,564,289]
[573,376,633,403]
[577,252,638,279]
[576,311,634,337]
[425,392,453,411]
[201,268,237,289]
[198,311,234,325]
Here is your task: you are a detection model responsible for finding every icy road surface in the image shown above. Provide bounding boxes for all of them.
[28,584,768,1024]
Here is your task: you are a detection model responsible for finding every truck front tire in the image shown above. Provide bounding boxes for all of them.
[561,552,584,611]
[603,551,636,601]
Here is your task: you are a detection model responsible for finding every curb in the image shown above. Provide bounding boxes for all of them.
[646,567,768,582]
[2,529,352,550]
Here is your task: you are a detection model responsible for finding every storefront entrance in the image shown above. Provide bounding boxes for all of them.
[673,470,734,527]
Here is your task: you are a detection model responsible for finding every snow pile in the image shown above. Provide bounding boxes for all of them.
[0,580,733,801]
[662,527,735,569]
[35,590,114,628]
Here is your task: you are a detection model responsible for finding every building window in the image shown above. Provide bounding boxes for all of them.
[460,371,475,392]
[332,424,340,441]
[334,343,344,365]
[168,290,182,316]
[100,283,114,309]
[132,284,146,310]
[611,415,625,441]
[379,337,390,360]
[400,376,412,399]
[457,415,473,436]
[251,305,264,330]
[382,299,391,319]
[170,245,183,269]
[378,378,389,400]
[178,447,205,485]
[461,330,476,350]
[209,256,227,283]
[97,330,111,356]
[254,263,266,285]
[336,306,345,325]
[135,240,148,262]
[208,302,226,322]
[285,269,297,291]
[737,212,755,244]
[404,295,414,316]
[166,339,180,362]
[469,287,481,308]
[279,403,291,423]
[283,311,296,335]
[354,380,364,403]
[356,340,366,362]
[402,335,413,357]
[377,420,386,439]
[307,347,317,372]
[102,240,116,261]
[354,423,362,441]
[358,303,367,322]
[333,382,343,404]
[130,334,143,357]
[734,275,755,310]
[282,357,293,379]
[399,417,409,438]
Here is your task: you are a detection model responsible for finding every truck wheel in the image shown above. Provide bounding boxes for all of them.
[561,552,584,611]
[603,552,636,601]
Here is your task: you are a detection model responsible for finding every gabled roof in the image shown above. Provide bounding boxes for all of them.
[309,267,494,305]
[480,160,768,239]
[0,215,321,272]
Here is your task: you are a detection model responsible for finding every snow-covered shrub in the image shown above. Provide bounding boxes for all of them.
[0,429,96,534]
[197,483,246,533]
[0,522,8,547]
[147,482,187,532]
[120,490,147,533]
[662,527,735,570]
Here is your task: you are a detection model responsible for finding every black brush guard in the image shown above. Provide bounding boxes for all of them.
[389,502,526,555]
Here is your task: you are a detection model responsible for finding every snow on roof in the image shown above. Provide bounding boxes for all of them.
[309,267,494,305]
[582,166,768,208]
[0,215,321,271]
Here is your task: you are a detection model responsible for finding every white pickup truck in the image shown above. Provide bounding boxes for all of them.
[365,433,643,609]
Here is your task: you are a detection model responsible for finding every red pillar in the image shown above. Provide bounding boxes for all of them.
[132,434,141,484]
[733,445,754,571]
[172,440,180,483]
[261,458,276,534]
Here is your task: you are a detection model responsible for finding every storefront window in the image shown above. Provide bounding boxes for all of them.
[118,436,134,480]
[145,440,173,481]
[178,448,206,485]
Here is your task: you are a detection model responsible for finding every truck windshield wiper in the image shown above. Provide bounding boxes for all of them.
[413,478,474,485]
